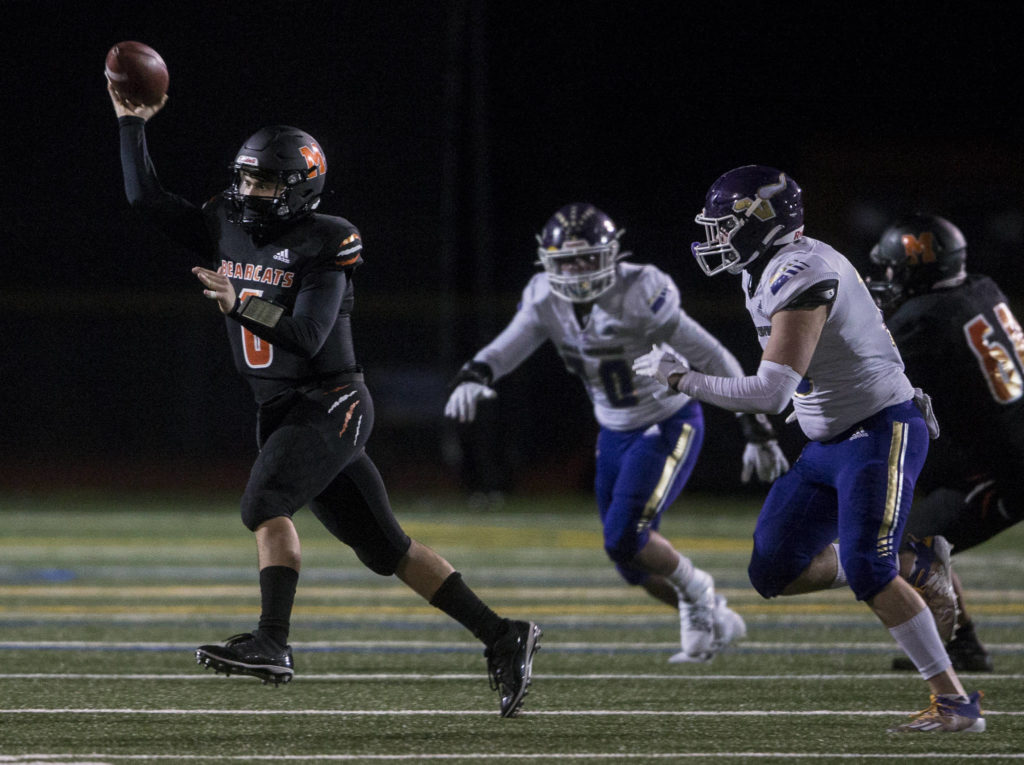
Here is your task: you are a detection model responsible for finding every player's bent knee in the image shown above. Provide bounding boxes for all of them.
[241,500,292,532]
[614,561,648,585]
[843,553,897,601]
[604,527,643,567]
[748,551,795,599]
[353,539,410,576]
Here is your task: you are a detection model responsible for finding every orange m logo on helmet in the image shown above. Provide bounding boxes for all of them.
[299,144,327,178]
[900,232,937,265]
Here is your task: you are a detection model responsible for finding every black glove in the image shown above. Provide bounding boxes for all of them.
[737,412,777,444]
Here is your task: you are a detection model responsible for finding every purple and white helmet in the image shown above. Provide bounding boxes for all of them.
[692,165,804,276]
[537,203,625,302]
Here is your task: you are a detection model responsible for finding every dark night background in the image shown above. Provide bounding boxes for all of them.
[2,1,1022,499]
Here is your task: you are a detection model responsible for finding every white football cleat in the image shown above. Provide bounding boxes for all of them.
[710,594,746,651]
[670,592,746,663]
[669,570,715,663]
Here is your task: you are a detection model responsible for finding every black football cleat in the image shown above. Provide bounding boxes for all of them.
[946,623,994,672]
[196,632,294,686]
[485,620,542,717]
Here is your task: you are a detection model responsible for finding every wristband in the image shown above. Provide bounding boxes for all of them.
[238,295,285,328]
[449,360,494,390]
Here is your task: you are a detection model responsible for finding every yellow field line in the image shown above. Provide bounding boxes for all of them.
[0,531,750,552]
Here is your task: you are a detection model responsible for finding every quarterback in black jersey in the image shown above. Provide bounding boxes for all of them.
[869,213,1024,672]
[108,84,540,716]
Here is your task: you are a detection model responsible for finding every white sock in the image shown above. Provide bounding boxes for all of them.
[665,555,706,600]
[888,607,953,681]
[830,543,848,589]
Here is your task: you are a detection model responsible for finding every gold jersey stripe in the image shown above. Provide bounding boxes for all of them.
[876,420,908,557]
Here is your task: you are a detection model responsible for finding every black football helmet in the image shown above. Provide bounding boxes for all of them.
[868,214,967,311]
[224,125,327,233]
[692,165,804,276]
[536,203,625,302]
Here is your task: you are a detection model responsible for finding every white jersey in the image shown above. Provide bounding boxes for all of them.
[475,263,743,431]
[743,236,915,441]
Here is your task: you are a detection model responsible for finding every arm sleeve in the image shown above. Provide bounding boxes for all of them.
[676,359,803,414]
[473,300,549,382]
[232,268,346,358]
[656,309,745,379]
[118,116,214,258]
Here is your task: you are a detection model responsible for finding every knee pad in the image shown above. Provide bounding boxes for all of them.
[614,561,648,586]
[747,547,804,599]
[351,537,410,577]
[747,553,781,599]
[842,549,897,601]
[240,493,292,532]
[603,526,644,569]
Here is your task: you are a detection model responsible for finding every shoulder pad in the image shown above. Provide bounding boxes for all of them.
[521,272,552,306]
[624,263,680,318]
[308,215,363,271]
[201,194,224,213]
[760,251,839,316]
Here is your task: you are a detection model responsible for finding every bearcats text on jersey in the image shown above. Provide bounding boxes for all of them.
[220,259,296,288]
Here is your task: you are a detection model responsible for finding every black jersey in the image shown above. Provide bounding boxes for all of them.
[118,116,363,402]
[887,273,1024,481]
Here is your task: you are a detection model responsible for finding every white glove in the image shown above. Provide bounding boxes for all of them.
[632,343,690,389]
[913,387,940,440]
[444,382,497,423]
[741,440,789,483]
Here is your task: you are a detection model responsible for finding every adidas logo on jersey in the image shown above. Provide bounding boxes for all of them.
[274,249,291,264]
[847,428,869,441]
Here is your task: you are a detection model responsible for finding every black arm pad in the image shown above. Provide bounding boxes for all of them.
[738,412,777,443]
[784,279,839,311]
[237,295,285,328]
[449,360,494,391]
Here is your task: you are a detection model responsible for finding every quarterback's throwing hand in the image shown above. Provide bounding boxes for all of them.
[632,343,690,388]
[445,382,497,423]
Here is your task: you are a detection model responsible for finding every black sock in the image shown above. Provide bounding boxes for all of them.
[257,565,299,647]
[429,571,507,646]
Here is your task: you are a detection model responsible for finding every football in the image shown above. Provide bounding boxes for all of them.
[105,41,168,106]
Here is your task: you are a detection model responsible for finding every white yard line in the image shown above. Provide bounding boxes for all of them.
[0,708,1020,716]
[2,639,1023,651]
[1,671,1022,681]
[3,755,1024,762]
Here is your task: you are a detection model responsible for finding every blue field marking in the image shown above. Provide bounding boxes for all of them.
[0,568,78,583]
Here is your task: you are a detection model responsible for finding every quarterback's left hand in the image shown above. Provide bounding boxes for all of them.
[741,440,789,483]
[193,266,238,315]
[632,343,690,389]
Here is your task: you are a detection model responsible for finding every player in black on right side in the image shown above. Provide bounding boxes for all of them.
[867,213,1024,672]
